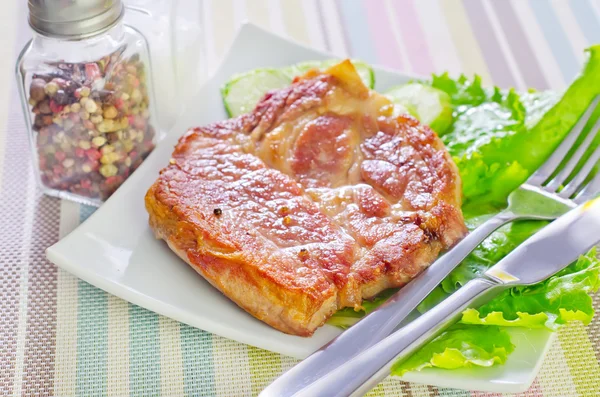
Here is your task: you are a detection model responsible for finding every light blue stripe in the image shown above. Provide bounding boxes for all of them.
[76,281,108,397]
[529,0,580,82]
[569,0,600,44]
[80,204,96,223]
[336,0,378,64]
[129,304,162,397]
[180,324,215,396]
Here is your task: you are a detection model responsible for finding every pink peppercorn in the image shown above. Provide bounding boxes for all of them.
[53,164,64,175]
[133,115,145,129]
[85,63,101,81]
[52,78,67,88]
[54,151,66,162]
[75,147,85,158]
[49,100,64,114]
[85,149,101,161]
[83,120,95,130]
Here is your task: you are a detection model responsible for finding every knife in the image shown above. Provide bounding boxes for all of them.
[261,197,600,397]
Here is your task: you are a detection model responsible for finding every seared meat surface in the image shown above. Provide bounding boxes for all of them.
[145,61,466,336]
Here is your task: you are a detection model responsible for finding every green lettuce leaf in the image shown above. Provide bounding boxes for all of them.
[391,324,514,376]
[431,45,600,206]
[430,73,488,106]
[462,249,600,330]
[327,289,398,329]
[461,309,551,328]
[429,74,538,205]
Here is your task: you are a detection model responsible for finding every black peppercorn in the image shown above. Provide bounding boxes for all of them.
[63,80,79,95]
[298,248,309,260]
[107,133,119,144]
[213,208,223,216]
[96,89,114,102]
[33,115,44,129]
[54,90,69,105]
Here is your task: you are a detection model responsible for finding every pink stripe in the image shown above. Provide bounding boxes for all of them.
[390,0,435,74]
[362,0,404,70]
[514,379,544,397]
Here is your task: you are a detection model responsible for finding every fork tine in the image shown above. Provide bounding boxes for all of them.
[547,116,600,192]
[574,169,600,204]
[560,131,600,198]
[528,95,600,186]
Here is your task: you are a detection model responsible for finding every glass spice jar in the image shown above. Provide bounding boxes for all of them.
[17,0,158,206]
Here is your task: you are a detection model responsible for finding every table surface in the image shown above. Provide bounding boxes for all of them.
[2,1,600,396]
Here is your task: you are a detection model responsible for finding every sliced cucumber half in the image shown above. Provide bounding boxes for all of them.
[222,60,375,118]
[221,69,291,118]
[385,83,453,135]
[392,103,419,119]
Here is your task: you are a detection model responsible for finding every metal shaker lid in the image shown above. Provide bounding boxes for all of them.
[28,0,124,39]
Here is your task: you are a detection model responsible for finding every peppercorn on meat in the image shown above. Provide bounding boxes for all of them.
[145,60,466,336]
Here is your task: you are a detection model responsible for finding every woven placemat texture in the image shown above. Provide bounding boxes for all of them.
[2,1,600,396]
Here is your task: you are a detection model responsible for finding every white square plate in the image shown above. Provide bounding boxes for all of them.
[47,23,552,393]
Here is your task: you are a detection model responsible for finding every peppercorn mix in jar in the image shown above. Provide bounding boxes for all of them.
[28,52,155,202]
[17,1,158,206]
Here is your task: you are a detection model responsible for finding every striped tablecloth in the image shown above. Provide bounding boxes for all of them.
[1,1,600,396]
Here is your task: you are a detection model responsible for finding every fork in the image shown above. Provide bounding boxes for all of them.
[259,96,600,397]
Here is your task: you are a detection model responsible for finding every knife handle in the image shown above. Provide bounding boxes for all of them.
[259,211,516,397]
[292,278,504,397]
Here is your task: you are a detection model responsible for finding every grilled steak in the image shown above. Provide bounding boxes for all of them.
[145,61,466,336]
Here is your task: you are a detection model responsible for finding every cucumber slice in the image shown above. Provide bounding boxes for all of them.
[385,83,453,135]
[222,60,375,118]
[285,60,321,78]
[221,69,291,117]
[392,103,419,119]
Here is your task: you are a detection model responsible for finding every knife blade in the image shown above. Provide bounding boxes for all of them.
[486,197,600,286]
[261,197,600,397]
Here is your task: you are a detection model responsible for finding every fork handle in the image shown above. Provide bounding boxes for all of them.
[259,210,517,397]
[291,278,504,397]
